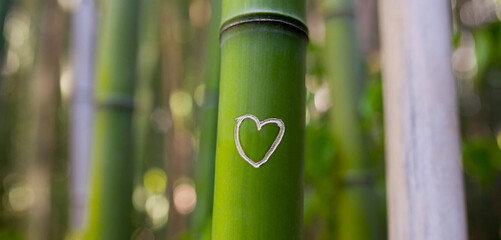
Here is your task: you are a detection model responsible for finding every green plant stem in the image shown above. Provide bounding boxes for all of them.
[212,1,307,238]
[323,1,381,239]
[191,0,222,238]
[86,0,139,238]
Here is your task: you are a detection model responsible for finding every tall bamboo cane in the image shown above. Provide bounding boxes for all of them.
[0,0,12,170]
[86,0,139,238]
[191,0,221,238]
[133,0,163,195]
[133,0,164,233]
[212,0,308,238]
[27,1,64,238]
[379,0,467,239]
[69,0,95,233]
[323,0,380,239]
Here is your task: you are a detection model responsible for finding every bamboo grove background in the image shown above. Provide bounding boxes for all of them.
[0,0,500,239]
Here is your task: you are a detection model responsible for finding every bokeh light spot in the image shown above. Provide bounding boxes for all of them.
[314,85,331,113]
[145,194,169,229]
[8,183,34,213]
[173,182,196,215]
[143,168,167,193]
[132,186,150,212]
[194,84,205,107]
[170,90,193,118]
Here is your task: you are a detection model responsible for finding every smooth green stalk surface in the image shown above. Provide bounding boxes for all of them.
[191,0,221,238]
[212,1,307,238]
[87,0,139,238]
[324,1,380,239]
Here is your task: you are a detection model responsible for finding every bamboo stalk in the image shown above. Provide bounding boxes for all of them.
[379,0,468,239]
[0,0,10,67]
[69,0,96,233]
[27,1,65,239]
[212,0,308,238]
[161,1,190,235]
[191,0,221,238]
[133,0,163,197]
[0,0,12,170]
[132,0,165,233]
[86,0,139,238]
[324,0,380,239]
[162,1,193,236]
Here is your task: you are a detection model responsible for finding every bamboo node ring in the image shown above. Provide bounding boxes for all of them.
[234,114,285,168]
[219,12,309,40]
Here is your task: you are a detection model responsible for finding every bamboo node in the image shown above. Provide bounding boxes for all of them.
[96,93,135,111]
[220,12,309,40]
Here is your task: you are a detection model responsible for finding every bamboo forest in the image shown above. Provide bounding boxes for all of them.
[1,0,501,239]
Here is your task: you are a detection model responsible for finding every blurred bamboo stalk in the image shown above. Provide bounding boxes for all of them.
[0,0,12,175]
[86,0,139,238]
[133,0,166,235]
[162,0,193,235]
[212,0,308,238]
[69,0,95,233]
[160,3,182,236]
[27,1,65,239]
[134,0,162,190]
[191,0,221,238]
[323,0,380,238]
[379,0,468,239]
[0,0,10,68]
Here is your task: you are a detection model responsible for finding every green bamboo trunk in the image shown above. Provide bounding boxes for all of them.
[323,1,380,239]
[191,0,222,238]
[86,0,139,238]
[212,1,308,238]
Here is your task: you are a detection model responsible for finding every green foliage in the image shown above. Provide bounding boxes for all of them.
[0,229,23,240]
[463,138,501,187]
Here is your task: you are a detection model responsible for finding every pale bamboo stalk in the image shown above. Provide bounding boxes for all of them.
[69,0,96,231]
[379,0,468,239]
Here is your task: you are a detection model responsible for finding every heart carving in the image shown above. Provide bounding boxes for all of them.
[234,114,285,168]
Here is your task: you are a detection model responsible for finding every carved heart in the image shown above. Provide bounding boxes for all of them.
[234,114,285,168]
